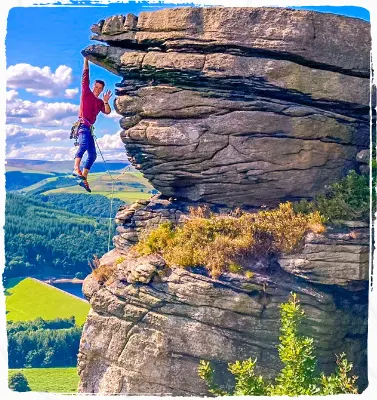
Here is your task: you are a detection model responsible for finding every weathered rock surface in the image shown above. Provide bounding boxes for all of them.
[77,257,368,395]
[356,149,370,175]
[83,6,370,208]
[77,7,371,396]
[77,192,370,395]
[90,7,370,75]
[279,226,369,288]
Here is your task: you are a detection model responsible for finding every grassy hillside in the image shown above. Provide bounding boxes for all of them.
[5,278,90,326]
[8,368,79,393]
[17,175,76,195]
[5,159,134,193]
[7,164,156,202]
[44,171,156,202]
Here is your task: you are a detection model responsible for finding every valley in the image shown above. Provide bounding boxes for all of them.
[4,159,153,392]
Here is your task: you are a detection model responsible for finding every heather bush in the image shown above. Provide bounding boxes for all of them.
[293,170,369,222]
[8,372,31,392]
[134,202,325,277]
[89,255,115,284]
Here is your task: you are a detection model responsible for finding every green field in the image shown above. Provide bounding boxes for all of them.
[8,164,157,203]
[6,278,90,326]
[8,368,79,393]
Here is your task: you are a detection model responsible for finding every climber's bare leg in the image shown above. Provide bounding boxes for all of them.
[82,168,89,180]
[74,157,82,174]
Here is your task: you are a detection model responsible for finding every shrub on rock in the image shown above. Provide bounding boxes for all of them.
[198,293,359,396]
[134,202,324,277]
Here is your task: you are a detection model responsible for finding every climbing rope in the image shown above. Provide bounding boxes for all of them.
[92,134,128,252]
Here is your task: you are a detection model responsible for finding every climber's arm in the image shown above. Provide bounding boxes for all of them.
[103,102,111,115]
[82,57,90,93]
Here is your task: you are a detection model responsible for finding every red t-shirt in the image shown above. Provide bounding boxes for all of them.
[79,69,104,126]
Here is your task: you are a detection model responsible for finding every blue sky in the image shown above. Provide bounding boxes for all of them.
[5,1,370,162]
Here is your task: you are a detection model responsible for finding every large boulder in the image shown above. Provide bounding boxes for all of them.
[77,7,371,396]
[90,7,370,76]
[83,6,370,208]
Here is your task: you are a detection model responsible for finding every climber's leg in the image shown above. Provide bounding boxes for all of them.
[82,133,97,179]
[73,125,90,178]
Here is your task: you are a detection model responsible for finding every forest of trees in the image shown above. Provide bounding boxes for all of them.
[7,317,82,368]
[4,193,116,280]
[36,193,124,219]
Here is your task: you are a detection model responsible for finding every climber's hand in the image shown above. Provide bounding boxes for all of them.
[103,90,113,103]
[83,56,89,70]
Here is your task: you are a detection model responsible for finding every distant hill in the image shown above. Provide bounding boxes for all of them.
[5,158,145,193]
[44,171,156,202]
[5,171,56,191]
[10,175,77,194]
[6,158,131,174]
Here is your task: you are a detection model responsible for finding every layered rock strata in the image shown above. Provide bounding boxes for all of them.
[83,6,370,208]
[279,225,369,288]
[78,254,368,395]
[77,7,371,396]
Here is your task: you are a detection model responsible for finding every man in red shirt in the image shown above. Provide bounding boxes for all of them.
[73,56,112,192]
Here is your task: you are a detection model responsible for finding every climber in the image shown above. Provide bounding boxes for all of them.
[72,55,112,192]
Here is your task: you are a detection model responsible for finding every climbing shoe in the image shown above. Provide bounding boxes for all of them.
[79,179,91,193]
[72,169,85,180]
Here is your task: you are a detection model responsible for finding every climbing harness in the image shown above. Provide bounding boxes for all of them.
[70,118,95,146]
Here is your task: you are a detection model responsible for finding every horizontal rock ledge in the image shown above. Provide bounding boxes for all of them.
[89,7,370,77]
[84,45,369,109]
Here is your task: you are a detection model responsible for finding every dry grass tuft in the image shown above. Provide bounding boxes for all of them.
[89,255,115,284]
[133,202,325,278]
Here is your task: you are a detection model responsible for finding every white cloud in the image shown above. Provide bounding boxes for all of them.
[95,131,126,161]
[96,131,124,151]
[105,152,129,161]
[6,144,77,161]
[65,88,79,98]
[5,130,126,162]
[6,63,79,98]
[6,91,79,127]
[6,124,68,150]
[103,110,120,120]
[6,89,18,102]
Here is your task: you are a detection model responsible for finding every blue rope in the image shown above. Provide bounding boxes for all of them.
[93,134,115,253]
